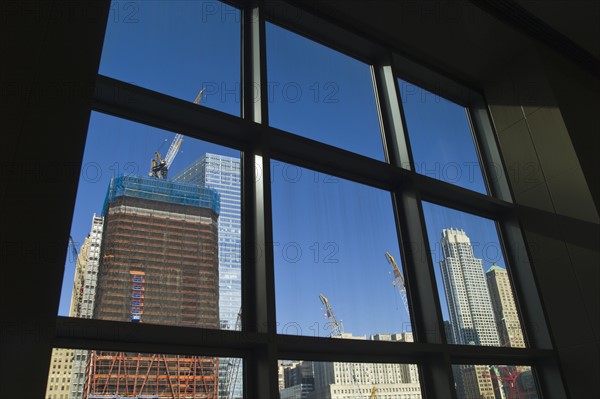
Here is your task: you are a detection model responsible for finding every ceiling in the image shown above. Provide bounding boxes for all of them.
[287,0,598,87]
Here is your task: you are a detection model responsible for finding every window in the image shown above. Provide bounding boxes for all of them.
[48,1,561,398]
[398,79,487,193]
[266,23,384,160]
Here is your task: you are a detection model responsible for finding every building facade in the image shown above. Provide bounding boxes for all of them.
[279,333,421,399]
[486,263,526,348]
[47,215,104,399]
[440,228,500,347]
[174,153,242,399]
[70,215,104,399]
[45,348,75,399]
[174,153,241,330]
[84,176,221,398]
[440,228,500,399]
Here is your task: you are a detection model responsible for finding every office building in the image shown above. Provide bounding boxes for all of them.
[47,216,103,399]
[174,153,241,330]
[69,215,104,399]
[45,348,75,399]
[440,228,499,398]
[278,333,421,399]
[174,154,242,398]
[440,228,500,346]
[486,263,526,348]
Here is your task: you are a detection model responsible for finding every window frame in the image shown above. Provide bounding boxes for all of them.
[52,1,566,398]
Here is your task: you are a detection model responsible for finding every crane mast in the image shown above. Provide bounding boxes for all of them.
[319,293,343,337]
[319,294,366,398]
[149,88,205,179]
[385,252,410,319]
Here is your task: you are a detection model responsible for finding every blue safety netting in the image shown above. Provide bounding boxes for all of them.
[102,175,220,216]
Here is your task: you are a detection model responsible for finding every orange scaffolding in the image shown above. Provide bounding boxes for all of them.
[84,352,218,399]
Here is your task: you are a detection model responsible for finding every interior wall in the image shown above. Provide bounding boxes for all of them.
[484,45,599,399]
[0,1,110,397]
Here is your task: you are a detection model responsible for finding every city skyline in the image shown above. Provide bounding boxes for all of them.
[59,0,503,340]
[279,334,422,399]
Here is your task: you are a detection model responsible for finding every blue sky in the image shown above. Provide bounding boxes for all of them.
[59,0,511,341]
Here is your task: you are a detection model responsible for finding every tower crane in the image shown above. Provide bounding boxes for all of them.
[369,386,378,399]
[385,252,410,319]
[319,294,367,398]
[319,293,343,337]
[149,88,205,179]
[68,235,78,262]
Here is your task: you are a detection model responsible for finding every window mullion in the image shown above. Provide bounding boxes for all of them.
[373,59,456,399]
[242,2,278,398]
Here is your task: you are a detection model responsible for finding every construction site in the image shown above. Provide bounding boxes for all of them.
[78,97,232,398]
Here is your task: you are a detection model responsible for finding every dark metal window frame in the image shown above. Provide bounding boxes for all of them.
[53,1,566,398]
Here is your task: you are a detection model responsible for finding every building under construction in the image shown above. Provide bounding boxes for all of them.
[85,175,221,399]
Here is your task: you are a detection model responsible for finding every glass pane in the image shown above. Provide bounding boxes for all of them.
[452,364,539,399]
[59,113,241,337]
[100,0,241,116]
[266,23,384,160]
[398,79,487,194]
[422,202,526,348]
[46,347,242,399]
[279,359,422,398]
[272,161,413,339]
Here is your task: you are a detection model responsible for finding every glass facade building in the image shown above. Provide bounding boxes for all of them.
[174,153,242,398]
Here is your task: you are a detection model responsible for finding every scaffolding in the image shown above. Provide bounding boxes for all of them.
[85,175,222,399]
[84,352,218,399]
[102,175,220,216]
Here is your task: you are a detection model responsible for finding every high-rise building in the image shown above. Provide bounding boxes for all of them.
[486,263,526,348]
[174,153,241,330]
[280,361,316,399]
[440,228,500,346]
[45,348,75,399]
[371,332,420,384]
[69,215,104,399]
[174,154,242,399]
[47,215,104,399]
[85,175,221,398]
[439,228,499,399]
[309,359,421,399]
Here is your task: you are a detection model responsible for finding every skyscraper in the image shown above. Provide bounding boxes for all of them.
[440,228,499,399]
[45,347,75,399]
[45,215,105,399]
[440,228,499,346]
[486,263,526,348]
[174,153,241,330]
[174,154,242,399]
[70,215,104,399]
[85,175,221,398]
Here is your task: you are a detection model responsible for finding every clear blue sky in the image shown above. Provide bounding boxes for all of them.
[60,1,510,341]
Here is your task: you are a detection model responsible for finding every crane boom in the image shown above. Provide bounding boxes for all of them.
[385,252,410,319]
[163,134,183,169]
[319,293,343,337]
[319,294,363,397]
[149,88,205,179]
